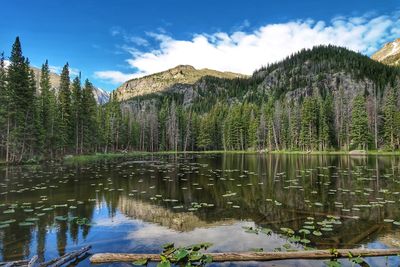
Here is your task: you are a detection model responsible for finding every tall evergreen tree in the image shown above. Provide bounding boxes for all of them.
[383,89,398,150]
[0,52,8,159]
[248,110,259,150]
[58,63,72,152]
[81,79,98,153]
[318,96,334,150]
[300,97,318,151]
[197,116,212,150]
[71,76,82,154]
[6,37,35,162]
[350,94,371,150]
[36,60,56,157]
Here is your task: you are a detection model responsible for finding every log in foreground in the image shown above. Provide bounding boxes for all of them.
[90,248,400,264]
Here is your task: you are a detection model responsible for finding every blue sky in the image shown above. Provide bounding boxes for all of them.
[1,0,399,91]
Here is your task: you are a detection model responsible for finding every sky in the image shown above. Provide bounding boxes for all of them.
[1,0,399,91]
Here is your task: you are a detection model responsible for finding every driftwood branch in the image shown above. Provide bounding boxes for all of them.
[90,248,400,264]
[40,246,91,267]
[0,259,29,266]
[0,246,90,267]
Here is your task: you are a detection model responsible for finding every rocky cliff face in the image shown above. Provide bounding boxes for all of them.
[114,65,246,101]
[31,67,110,104]
[371,38,400,66]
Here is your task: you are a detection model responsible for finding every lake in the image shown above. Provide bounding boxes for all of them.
[1,153,400,266]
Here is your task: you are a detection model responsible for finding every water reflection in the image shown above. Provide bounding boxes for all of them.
[0,154,400,266]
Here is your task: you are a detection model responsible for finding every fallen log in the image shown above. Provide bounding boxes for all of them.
[90,248,400,264]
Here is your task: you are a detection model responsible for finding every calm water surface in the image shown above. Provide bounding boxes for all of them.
[1,153,400,266]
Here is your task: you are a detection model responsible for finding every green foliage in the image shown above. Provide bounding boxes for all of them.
[350,95,371,150]
[58,63,72,149]
[383,89,400,150]
[300,97,319,150]
[4,37,36,162]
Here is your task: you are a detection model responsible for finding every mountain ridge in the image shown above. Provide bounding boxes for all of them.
[114,64,247,101]
[30,66,110,104]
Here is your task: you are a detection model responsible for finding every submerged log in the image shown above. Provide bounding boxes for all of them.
[346,224,383,246]
[90,248,400,263]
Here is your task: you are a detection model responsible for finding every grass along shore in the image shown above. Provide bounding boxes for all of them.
[64,149,400,164]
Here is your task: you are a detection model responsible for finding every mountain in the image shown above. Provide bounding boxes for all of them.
[91,87,110,105]
[114,65,246,101]
[31,66,110,104]
[118,45,400,152]
[123,45,399,109]
[371,38,400,66]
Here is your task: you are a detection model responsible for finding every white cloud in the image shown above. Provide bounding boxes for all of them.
[94,70,136,84]
[96,12,400,85]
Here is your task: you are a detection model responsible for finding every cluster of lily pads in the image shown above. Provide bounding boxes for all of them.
[0,199,94,229]
[243,215,343,249]
[133,242,213,267]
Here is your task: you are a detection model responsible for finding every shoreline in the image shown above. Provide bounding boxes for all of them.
[2,150,400,166]
[64,149,400,164]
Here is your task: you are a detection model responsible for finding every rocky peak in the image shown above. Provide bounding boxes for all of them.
[371,38,400,66]
[114,65,246,101]
[31,66,109,104]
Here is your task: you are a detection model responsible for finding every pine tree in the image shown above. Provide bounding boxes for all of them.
[36,60,56,157]
[289,102,301,149]
[6,37,35,162]
[197,116,212,150]
[248,110,258,150]
[350,94,371,150]
[58,63,72,152]
[71,76,82,154]
[300,97,318,151]
[81,79,98,153]
[0,52,8,159]
[318,96,334,150]
[383,89,398,150]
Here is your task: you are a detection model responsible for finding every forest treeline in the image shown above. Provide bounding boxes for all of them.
[1,37,400,163]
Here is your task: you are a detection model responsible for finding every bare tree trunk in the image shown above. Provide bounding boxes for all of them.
[272,121,279,150]
[183,109,192,152]
[5,116,10,163]
[75,118,79,154]
[374,89,378,149]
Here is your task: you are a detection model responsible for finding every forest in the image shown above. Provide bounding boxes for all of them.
[1,37,400,163]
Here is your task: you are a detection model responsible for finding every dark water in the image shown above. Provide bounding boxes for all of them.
[1,153,400,266]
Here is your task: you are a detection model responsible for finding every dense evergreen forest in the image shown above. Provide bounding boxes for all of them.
[1,37,400,163]
[120,46,400,153]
